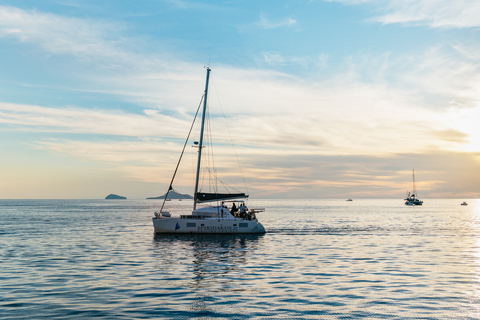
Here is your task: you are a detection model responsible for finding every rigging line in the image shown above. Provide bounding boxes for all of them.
[199,99,219,196]
[205,105,219,195]
[210,77,249,196]
[159,94,205,213]
[198,121,210,196]
[218,178,242,193]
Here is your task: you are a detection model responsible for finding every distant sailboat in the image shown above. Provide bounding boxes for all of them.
[404,169,423,206]
[152,68,266,234]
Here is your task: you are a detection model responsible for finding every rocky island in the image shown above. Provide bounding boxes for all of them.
[105,194,127,200]
[147,190,193,200]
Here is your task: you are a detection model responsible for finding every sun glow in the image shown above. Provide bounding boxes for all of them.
[448,105,480,152]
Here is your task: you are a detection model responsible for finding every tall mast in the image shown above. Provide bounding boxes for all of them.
[412,169,416,196]
[193,67,211,210]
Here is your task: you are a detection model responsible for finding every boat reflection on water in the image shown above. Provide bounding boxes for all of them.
[152,234,265,277]
[152,233,265,313]
[153,233,265,247]
[152,234,265,268]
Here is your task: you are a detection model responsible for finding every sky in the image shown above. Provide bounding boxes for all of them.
[0,0,479,200]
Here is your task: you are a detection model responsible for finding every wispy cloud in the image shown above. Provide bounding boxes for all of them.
[0,5,128,62]
[1,4,480,198]
[162,0,228,11]
[376,0,480,28]
[253,14,297,29]
[324,0,480,28]
[0,102,193,138]
[259,52,309,67]
[2,38,479,157]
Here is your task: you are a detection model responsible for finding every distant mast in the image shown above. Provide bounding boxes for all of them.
[412,169,417,197]
[193,67,211,210]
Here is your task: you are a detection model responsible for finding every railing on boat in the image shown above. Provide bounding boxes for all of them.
[180,215,206,219]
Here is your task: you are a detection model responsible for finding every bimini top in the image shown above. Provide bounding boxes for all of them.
[196,192,248,203]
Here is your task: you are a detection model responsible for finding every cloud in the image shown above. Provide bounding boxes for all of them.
[161,0,229,11]
[374,0,480,28]
[324,0,480,28]
[2,41,479,159]
[1,4,480,198]
[402,45,480,100]
[259,52,309,67]
[0,102,194,138]
[253,14,297,29]
[0,5,128,62]
[0,4,203,85]
[35,138,180,183]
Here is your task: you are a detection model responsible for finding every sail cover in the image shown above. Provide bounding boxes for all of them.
[196,192,248,202]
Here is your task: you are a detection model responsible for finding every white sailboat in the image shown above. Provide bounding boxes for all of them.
[152,68,266,234]
[404,169,423,206]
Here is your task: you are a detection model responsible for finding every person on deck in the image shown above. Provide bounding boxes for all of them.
[231,202,238,215]
[239,203,247,219]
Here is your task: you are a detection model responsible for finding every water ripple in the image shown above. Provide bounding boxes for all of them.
[1,199,480,319]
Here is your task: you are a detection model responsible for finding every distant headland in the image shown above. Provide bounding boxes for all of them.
[105,194,127,200]
[147,190,193,200]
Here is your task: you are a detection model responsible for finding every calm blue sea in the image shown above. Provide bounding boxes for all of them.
[1,199,480,319]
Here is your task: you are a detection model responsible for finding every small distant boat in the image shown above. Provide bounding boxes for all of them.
[346,199,353,201]
[152,68,266,234]
[404,169,423,206]
[461,201,468,206]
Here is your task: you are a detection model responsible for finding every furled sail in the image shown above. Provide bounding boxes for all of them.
[196,192,248,202]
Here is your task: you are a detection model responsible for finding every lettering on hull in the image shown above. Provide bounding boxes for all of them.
[197,225,238,233]
[153,218,264,234]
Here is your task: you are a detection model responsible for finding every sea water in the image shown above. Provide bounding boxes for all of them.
[1,199,480,319]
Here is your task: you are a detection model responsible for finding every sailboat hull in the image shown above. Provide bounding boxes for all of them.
[405,199,423,206]
[152,217,266,234]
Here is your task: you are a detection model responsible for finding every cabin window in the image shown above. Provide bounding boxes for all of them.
[239,223,248,228]
[187,223,196,228]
